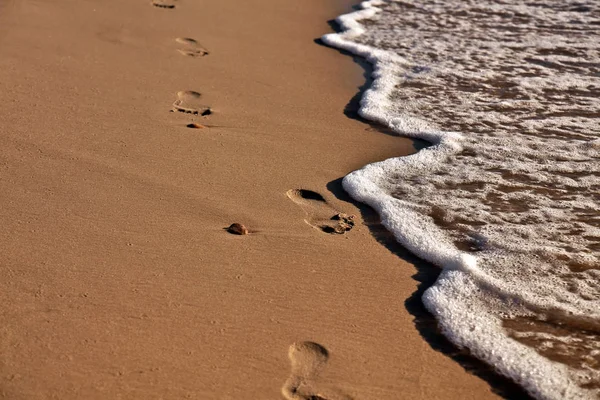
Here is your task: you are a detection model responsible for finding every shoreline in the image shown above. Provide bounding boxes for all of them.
[324,2,600,399]
[322,5,532,399]
[0,0,524,398]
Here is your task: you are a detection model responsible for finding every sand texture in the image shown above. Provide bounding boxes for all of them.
[0,0,524,399]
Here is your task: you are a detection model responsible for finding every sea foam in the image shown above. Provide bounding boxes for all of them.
[323,1,600,398]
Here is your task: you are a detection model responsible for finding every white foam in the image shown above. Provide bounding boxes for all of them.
[322,1,600,398]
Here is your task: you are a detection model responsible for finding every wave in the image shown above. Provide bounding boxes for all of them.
[322,1,600,399]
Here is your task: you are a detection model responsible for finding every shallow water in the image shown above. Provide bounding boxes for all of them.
[323,1,600,398]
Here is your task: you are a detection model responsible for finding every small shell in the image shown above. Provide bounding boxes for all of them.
[227,223,249,235]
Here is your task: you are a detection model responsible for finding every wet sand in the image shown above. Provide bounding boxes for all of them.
[0,0,522,398]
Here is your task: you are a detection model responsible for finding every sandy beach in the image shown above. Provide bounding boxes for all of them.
[0,0,527,398]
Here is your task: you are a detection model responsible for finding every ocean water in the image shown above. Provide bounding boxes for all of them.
[322,1,600,398]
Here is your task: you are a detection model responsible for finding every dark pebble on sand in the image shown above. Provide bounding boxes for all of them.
[227,223,249,235]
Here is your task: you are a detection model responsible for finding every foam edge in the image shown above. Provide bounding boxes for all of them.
[321,2,589,399]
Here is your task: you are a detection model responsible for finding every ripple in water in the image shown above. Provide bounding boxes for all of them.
[323,1,599,398]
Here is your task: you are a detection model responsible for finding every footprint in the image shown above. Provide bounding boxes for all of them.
[176,37,209,57]
[152,0,176,9]
[282,342,350,400]
[172,91,212,115]
[286,189,355,234]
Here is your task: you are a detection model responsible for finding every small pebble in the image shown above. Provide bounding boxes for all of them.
[227,223,249,235]
[186,123,205,129]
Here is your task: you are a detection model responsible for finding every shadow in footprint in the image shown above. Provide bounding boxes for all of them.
[152,0,176,9]
[286,189,354,235]
[282,342,351,400]
[176,37,209,57]
[172,91,212,115]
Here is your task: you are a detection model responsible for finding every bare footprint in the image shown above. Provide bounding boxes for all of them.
[172,91,212,115]
[282,342,350,400]
[152,0,176,9]
[286,189,355,234]
[176,37,209,57]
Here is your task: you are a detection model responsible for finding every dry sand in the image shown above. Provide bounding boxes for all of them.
[0,0,525,399]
